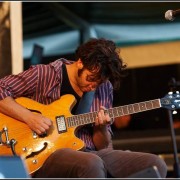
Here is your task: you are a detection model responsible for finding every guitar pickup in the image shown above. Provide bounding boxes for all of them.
[56,115,67,133]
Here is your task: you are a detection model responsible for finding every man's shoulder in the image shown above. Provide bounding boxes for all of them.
[96,80,113,93]
[50,58,73,68]
[50,58,65,66]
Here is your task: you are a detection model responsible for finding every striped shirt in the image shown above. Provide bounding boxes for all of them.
[0,58,113,150]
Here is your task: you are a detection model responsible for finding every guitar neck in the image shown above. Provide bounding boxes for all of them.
[66,98,161,128]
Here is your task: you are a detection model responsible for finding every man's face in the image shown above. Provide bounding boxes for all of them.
[76,68,102,92]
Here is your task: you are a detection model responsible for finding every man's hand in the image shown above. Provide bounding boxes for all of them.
[25,113,52,135]
[0,97,52,136]
[93,106,113,150]
[94,106,113,126]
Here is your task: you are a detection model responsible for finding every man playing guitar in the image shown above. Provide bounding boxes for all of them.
[0,38,167,178]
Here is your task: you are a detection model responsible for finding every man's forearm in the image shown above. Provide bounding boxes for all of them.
[0,96,52,135]
[0,96,32,123]
[93,125,112,150]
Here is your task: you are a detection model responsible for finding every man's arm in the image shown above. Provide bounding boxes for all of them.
[93,107,113,150]
[93,125,112,150]
[0,65,54,135]
[92,81,114,150]
[0,96,52,135]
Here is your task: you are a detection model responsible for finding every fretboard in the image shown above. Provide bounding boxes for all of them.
[66,99,161,128]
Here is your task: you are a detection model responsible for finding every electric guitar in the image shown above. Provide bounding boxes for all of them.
[0,92,180,174]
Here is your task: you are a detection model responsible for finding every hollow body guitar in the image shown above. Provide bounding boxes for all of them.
[0,93,179,174]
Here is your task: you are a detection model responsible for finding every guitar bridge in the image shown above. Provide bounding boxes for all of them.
[56,115,67,133]
[0,127,11,146]
[0,127,17,155]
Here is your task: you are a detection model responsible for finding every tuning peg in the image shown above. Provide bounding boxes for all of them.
[173,110,177,114]
[168,91,173,95]
[176,91,180,97]
[168,91,173,98]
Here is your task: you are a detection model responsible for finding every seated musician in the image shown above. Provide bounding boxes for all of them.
[0,38,167,178]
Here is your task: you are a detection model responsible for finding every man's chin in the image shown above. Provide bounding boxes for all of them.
[82,88,91,92]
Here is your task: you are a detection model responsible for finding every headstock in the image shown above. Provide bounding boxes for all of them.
[160,91,180,110]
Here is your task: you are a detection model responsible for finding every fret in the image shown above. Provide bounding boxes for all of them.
[75,116,80,126]
[71,116,75,127]
[152,99,161,108]
[72,116,78,126]
[89,114,94,123]
[117,107,123,116]
[122,105,128,115]
[74,116,79,126]
[79,115,84,125]
[66,117,70,127]
[82,114,86,124]
[127,104,134,114]
[79,114,86,124]
[84,114,91,124]
[133,103,140,113]
[70,117,75,127]
[113,107,119,118]
[80,114,85,125]
[108,108,114,118]
[146,101,153,109]
[139,102,146,111]
[89,113,94,123]
[70,116,75,127]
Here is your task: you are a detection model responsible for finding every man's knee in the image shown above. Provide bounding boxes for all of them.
[48,148,107,178]
[78,153,106,178]
[83,153,104,168]
[146,154,167,178]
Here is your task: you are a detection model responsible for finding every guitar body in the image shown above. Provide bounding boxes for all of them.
[0,94,85,174]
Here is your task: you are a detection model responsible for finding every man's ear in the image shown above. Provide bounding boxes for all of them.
[77,59,83,69]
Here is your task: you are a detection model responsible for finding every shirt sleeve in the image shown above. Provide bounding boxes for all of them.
[0,66,38,100]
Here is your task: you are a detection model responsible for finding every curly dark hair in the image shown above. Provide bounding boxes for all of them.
[75,38,127,90]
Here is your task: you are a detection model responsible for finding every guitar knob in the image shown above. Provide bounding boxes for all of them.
[173,110,177,114]
[32,159,38,164]
[22,147,27,152]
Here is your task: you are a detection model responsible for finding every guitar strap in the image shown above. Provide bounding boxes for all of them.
[75,90,95,114]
